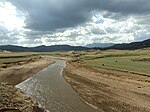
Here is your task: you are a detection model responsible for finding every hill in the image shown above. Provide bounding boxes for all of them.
[107,39,150,50]
[0,39,149,52]
[0,45,88,52]
[86,43,115,48]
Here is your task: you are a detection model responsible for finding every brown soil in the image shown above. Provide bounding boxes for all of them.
[0,57,54,85]
[64,62,150,112]
[0,56,53,112]
[0,83,46,112]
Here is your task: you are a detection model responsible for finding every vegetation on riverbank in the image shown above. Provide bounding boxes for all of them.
[0,53,54,111]
[69,49,150,75]
[63,49,150,112]
[0,49,150,112]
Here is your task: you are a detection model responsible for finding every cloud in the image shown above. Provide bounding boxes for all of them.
[0,1,27,46]
[8,0,90,31]
[0,0,150,46]
[9,0,150,31]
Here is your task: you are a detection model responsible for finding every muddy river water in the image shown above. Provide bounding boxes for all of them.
[16,59,98,112]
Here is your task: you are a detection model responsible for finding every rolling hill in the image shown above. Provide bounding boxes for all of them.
[0,39,149,52]
[0,45,88,52]
[107,39,150,50]
[86,43,115,48]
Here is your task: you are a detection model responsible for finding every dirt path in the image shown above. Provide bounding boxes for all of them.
[64,62,150,112]
[0,57,53,85]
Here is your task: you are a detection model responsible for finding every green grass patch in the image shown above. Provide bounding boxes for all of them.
[85,56,150,74]
[0,52,39,57]
[0,58,31,64]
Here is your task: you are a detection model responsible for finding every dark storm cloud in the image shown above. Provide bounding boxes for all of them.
[9,0,150,31]
[9,0,90,31]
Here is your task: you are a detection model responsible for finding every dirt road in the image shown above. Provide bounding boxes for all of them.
[64,62,150,112]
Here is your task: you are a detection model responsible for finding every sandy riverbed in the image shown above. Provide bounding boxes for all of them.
[64,61,150,112]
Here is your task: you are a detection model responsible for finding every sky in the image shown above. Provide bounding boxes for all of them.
[0,0,150,47]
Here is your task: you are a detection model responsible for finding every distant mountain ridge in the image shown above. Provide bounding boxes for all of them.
[0,45,88,52]
[0,39,150,52]
[106,39,150,50]
[86,43,115,48]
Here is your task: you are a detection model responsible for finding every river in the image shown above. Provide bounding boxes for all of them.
[16,59,98,112]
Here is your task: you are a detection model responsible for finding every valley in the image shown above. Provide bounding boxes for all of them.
[0,49,150,112]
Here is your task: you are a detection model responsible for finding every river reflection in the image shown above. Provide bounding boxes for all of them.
[16,59,98,112]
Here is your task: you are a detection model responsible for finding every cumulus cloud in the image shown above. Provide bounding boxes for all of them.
[0,0,150,46]
[0,1,26,45]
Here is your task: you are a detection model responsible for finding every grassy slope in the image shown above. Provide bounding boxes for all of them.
[85,57,150,74]
[0,58,34,64]
[0,52,37,57]
[0,51,71,64]
[1,50,149,74]
[0,52,41,65]
[81,50,150,75]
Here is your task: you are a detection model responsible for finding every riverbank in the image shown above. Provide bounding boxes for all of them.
[0,83,47,112]
[16,59,98,112]
[0,57,54,85]
[0,56,53,111]
[63,61,150,112]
